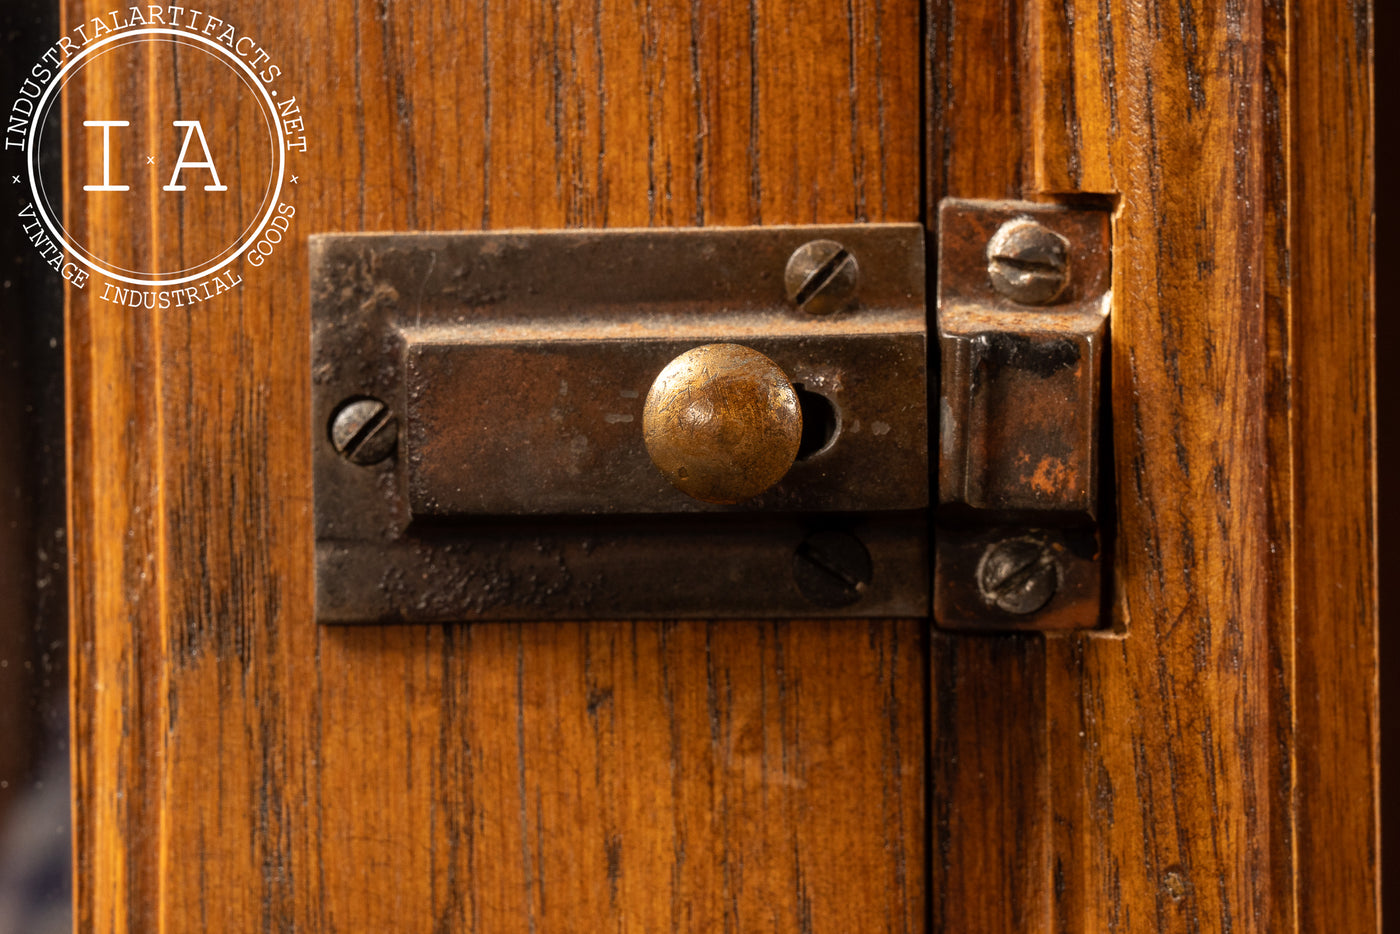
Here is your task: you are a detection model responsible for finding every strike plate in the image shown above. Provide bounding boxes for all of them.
[311,225,929,623]
[934,199,1111,631]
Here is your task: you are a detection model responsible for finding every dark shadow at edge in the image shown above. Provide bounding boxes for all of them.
[0,2,69,934]
[1376,0,1395,924]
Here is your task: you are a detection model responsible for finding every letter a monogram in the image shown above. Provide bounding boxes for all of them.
[163,120,228,192]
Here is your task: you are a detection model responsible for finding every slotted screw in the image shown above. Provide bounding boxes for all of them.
[330,397,398,466]
[986,218,1071,305]
[784,240,860,315]
[793,530,873,608]
[977,538,1059,615]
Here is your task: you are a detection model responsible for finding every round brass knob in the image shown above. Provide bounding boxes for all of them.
[642,343,803,504]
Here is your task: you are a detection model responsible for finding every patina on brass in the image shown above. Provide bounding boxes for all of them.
[643,343,802,504]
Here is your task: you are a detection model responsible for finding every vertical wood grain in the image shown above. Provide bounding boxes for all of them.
[925,3,1055,931]
[1059,2,1275,926]
[66,1,924,932]
[66,0,1375,930]
[1287,0,1377,929]
[935,0,1376,930]
[1260,1,1297,929]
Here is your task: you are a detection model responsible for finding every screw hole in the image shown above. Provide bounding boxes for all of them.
[794,385,838,460]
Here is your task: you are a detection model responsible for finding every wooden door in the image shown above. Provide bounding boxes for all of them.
[63,0,1374,932]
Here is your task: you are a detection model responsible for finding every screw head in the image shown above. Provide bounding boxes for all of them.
[986,218,1071,305]
[793,530,872,608]
[977,538,1060,615]
[784,240,859,315]
[329,397,398,466]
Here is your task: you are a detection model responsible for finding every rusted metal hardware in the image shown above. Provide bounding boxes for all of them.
[783,239,860,315]
[642,343,803,505]
[934,199,1111,631]
[329,397,398,465]
[311,225,928,623]
[793,530,873,608]
[977,536,1060,615]
[985,218,1071,306]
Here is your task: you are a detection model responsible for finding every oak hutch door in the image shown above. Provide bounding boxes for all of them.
[59,0,1373,931]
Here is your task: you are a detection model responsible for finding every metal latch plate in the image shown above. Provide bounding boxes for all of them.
[311,225,928,623]
[933,199,1111,630]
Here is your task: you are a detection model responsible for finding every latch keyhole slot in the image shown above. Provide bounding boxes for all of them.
[794,385,839,460]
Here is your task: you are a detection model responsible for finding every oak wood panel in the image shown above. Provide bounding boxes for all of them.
[1287,1,1377,930]
[66,1,924,932]
[1030,0,1376,928]
[925,5,1053,931]
[1259,2,1297,930]
[976,0,1370,931]
[66,0,1376,931]
[1043,1,1277,925]
[930,0,1374,931]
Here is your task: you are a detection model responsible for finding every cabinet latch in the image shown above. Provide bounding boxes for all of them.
[311,225,929,622]
[933,199,1111,630]
[309,206,1110,628]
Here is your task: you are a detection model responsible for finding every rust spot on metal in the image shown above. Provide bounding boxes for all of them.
[1027,454,1075,498]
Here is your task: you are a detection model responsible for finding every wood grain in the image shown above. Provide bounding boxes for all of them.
[66,0,1375,931]
[65,1,924,932]
[1287,1,1377,929]
[925,4,1052,931]
[1045,1,1276,928]
[932,0,1375,930]
[1259,2,1298,929]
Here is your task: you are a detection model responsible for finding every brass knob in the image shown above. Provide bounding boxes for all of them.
[642,343,803,504]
